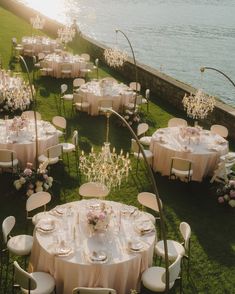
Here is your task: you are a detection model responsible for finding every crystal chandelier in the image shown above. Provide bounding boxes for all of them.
[57,26,76,45]
[104,47,127,68]
[79,113,131,190]
[182,89,216,120]
[30,14,45,30]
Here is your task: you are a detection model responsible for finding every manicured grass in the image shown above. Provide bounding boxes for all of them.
[0,5,234,294]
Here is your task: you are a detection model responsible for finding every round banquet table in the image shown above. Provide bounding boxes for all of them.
[78,80,134,116]
[21,36,61,56]
[43,53,88,78]
[150,126,229,182]
[29,199,156,294]
[0,119,58,168]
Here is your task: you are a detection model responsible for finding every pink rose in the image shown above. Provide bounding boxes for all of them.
[23,168,32,176]
[218,197,224,204]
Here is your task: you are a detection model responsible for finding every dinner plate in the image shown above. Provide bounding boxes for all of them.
[135,220,154,234]
[121,205,136,215]
[88,250,108,263]
[128,240,144,252]
[37,219,55,233]
[55,245,73,256]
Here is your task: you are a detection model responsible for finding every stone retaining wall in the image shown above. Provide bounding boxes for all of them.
[1,0,235,141]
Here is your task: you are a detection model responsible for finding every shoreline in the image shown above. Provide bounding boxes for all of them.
[1,0,235,142]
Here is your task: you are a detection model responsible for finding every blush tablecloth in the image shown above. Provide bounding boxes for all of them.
[150,126,229,181]
[29,199,156,294]
[22,36,61,56]
[0,119,58,168]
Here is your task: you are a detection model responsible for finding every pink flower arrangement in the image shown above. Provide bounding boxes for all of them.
[87,203,111,231]
[216,180,235,208]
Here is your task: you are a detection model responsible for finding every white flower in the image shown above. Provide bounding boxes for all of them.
[26,189,34,197]
[19,177,26,184]
[35,186,43,192]
[47,176,53,184]
[228,199,235,208]
[223,194,229,201]
[36,181,43,187]
[43,183,49,190]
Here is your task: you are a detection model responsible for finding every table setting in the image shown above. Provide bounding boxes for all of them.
[0,117,58,167]
[150,126,229,181]
[43,53,88,78]
[78,79,134,115]
[30,199,156,294]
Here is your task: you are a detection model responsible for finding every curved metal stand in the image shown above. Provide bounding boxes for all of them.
[104,108,170,292]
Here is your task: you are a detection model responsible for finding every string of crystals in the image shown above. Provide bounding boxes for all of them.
[30,14,45,30]
[104,48,127,68]
[182,89,216,119]
[57,25,76,45]
[79,142,131,191]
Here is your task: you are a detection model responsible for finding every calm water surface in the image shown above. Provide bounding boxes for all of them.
[19,0,235,106]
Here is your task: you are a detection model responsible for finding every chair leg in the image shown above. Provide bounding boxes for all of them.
[66,153,70,173]
[74,151,79,176]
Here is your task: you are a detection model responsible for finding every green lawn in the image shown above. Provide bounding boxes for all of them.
[0,5,234,294]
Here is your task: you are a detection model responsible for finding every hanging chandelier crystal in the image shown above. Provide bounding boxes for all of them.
[79,113,131,190]
[30,14,45,30]
[182,89,216,120]
[104,47,127,68]
[57,25,76,45]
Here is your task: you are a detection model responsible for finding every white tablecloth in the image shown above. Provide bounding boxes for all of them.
[150,127,229,181]
[43,53,87,78]
[0,119,58,168]
[22,36,60,56]
[78,81,134,116]
[29,199,156,294]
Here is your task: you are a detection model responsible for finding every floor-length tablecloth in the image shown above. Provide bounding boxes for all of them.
[150,126,229,181]
[30,199,156,294]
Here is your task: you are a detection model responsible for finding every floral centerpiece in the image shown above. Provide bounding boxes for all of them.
[9,116,28,135]
[14,161,53,196]
[217,179,235,208]
[87,202,111,232]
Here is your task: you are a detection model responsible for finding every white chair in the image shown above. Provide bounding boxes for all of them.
[38,144,63,167]
[170,157,193,182]
[131,139,153,173]
[73,78,85,93]
[0,149,19,174]
[80,53,90,62]
[210,124,228,138]
[60,130,79,175]
[26,191,51,225]
[60,84,74,115]
[168,117,187,128]
[11,37,23,56]
[52,115,67,139]
[72,287,116,294]
[98,99,113,114]
[145,88,150,112]
[73,93,90,113]
[61,63,72,78]
[155,222,191,277]
[141,254,182,293]
[129,81,141,93]
[137,192,162,225]
[13,260,56,294]
[39,60,53,77]
[79,182,109,199]
[23,43,34,57]
[137,123,152,147]
[2,216,33,288]
[80,62,94,80]
[22,111,41,120]
[34,52,45,69]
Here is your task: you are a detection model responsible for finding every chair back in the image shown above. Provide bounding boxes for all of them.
[131,139,140,154]
[52,116,67,130]
[22,111,41,120]
[145,89,150,99]
[210,124,228,138]
[129,82,141,92]
[168,117,187,128]
[14,261,36,292]
[81,53,90,61]
[61,83,68,94]
[47,144,63,159]
[137,192,162,213]
[72,287,116,294]
[171,157,192,172]
[137,123,149,137]
[26,191,51,216]
[73,93,83,104]
[0,149,16,163]
[180,222,191,250]
[162,254,182,285]
[73,78,85,88]
[72,130,79,146]
[38,52,45,61]
[2,216,15,244]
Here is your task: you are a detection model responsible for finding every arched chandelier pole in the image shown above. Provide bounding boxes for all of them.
[200,66,235,88]
[19,55,39,169]
[103,108,170,292]
[115,29,138,110]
